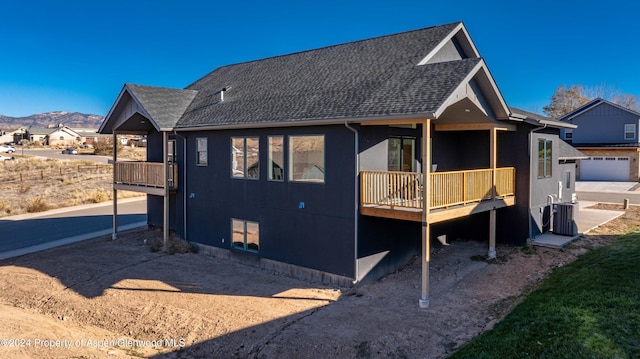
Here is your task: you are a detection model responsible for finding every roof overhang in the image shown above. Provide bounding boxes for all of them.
[98,85,160,134]
[175,113,435,132]
[433,59,510,122]
[509,111,577,129]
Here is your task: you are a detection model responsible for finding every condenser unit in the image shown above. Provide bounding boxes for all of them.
[553,202,579,236]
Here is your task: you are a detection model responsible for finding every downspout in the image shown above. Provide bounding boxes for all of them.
[173,130,188,240]
[344,121,359,284]
[528,124,547,240]
[112,132,118,240]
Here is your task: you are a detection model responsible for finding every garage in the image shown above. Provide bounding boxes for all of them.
[580,157,630,181]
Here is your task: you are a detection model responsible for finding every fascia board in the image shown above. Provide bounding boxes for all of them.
[432,60,509,120]
[175,113,435,132]
[418,23,480,66]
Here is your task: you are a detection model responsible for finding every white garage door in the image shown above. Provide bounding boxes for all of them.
[580,157,630,181]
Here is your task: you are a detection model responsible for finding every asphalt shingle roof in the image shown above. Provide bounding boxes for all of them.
[176,22,472,128]
[126,84,198,130]
[558,140,588,160]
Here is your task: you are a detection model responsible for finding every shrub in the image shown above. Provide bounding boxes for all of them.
[88,190,110,203]
[146,234,196,254]
[93,137,123,156]
[25,196,49,213]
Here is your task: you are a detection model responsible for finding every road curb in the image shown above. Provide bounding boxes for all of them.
[0,221,147,261]
[1,197,145,221]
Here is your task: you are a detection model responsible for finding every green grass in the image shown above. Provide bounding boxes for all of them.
[450,232,640,359]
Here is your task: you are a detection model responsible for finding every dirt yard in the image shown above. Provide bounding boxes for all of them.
[0,205,637,359]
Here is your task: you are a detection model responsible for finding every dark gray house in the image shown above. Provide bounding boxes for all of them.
[99,22,579,307]
[558,98,640,181]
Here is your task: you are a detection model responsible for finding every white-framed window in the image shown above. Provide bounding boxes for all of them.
[231,137,259,179]
[268,136,284,181]
[231,218,259,252]
[564,129,573,140]
[196,137,207,166]
[538,138,552,178]
[289,135,325,183]
[624,124,636,140]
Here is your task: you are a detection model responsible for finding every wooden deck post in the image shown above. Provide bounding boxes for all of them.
[488,127,497,259]
[163,131,170,248]
[419,119,431,308]
[112,133,118,240]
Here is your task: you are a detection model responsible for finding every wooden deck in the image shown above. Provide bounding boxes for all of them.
[360,168,516,222]
[114,162,177,195]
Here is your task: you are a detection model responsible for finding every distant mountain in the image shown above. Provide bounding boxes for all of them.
[0,112,104,130]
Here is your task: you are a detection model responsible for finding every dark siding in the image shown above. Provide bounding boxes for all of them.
[144,131,182,232]
[357,125,423,282]
[182,125,356,278]
[570,102,640,144]
[432,130,489,170]
[496,125,531,244]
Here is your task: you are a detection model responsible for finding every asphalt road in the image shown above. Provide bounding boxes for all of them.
[0,198,147,258]
[17,148,112,164]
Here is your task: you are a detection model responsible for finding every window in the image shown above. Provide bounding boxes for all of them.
[167,139,176,163]
[538,138,552,178]
[268,136,284,181]
[564,129,573,140]
[566,171,571,189]
[196,138,207,166]
[231,219,259,252]
[624,124,636,140]
[231,137,259,179]
[289,135,325,183]
[388,137,416,172]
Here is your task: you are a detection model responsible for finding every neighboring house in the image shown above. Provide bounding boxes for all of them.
[558,98,640,181]
[28,126,82,146]
[99,22,580,306]
[0,127,27,144]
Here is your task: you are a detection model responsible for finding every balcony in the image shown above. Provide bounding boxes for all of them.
[114,162,177,195]
[360,167,516,223]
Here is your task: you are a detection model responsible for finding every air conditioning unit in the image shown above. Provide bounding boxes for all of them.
[552,202,579,236]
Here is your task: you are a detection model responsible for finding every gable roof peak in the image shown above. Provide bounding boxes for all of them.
[559,97,640,121]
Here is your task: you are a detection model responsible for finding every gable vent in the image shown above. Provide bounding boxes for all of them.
[214,87,229,103]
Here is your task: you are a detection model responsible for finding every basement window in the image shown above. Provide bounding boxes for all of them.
[538,138,552,178]
[231,218,259,253]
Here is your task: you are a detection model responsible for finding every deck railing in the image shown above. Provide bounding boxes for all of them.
[361,167,515,210]
[114,162,178,189]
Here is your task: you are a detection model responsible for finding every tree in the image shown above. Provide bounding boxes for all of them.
[543,84,590,119]
[544,84,640,119]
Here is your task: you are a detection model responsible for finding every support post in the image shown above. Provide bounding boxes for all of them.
[112,133,118,240]
[488,127,497,258]
[163,131,170,249]
[419,119,431,308]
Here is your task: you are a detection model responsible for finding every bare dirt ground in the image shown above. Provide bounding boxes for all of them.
[0,205,637,359]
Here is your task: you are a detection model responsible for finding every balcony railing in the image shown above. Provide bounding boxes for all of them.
[360,167,515,210]
[114,162,177,189]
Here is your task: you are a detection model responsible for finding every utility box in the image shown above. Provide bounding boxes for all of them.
[553,202,579,236]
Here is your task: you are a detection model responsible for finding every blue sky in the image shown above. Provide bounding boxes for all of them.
[1,0,638,117]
